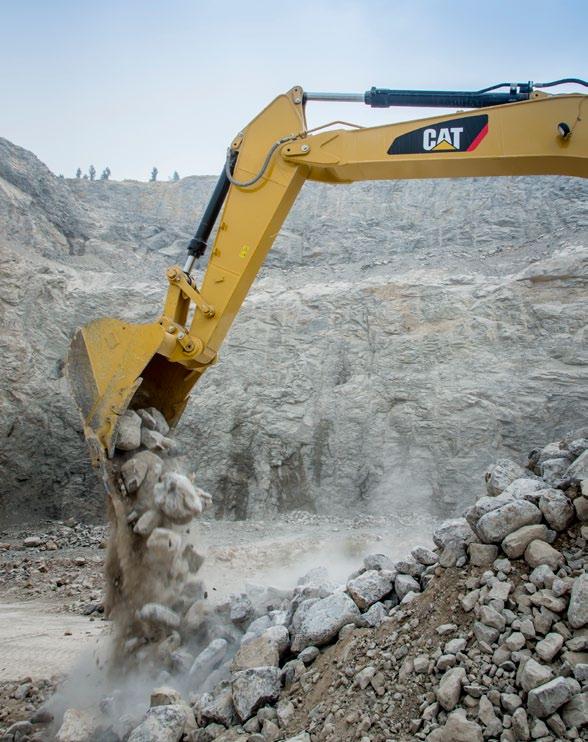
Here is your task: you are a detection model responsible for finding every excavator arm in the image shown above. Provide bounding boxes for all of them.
[69,82,588,461]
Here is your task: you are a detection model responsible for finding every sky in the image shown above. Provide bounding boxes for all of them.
[1,0,587,180]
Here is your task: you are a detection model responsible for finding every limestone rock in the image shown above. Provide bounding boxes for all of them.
[524,540,565,570]
[115,410,142,451]
[527,677,578,718]
[346,569,395,610]
[128,704,192,741]
[568,573,588,628]
[476,500,542,543]
[291,592,361,651]
[501,524,550,559]
[485,459,528,496]
[538,489,574,531]
[56,709,100,742]
[436,667,465,711]
[231,666,281,722]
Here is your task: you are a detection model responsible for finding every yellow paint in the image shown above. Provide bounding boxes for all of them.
[68,86,588,459]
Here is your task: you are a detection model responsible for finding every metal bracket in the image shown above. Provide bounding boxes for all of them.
[166,266,215,317]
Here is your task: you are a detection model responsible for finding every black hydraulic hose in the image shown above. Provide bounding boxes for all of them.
[535,78,588,89]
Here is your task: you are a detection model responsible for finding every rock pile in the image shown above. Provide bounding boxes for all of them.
[16,430,587,741]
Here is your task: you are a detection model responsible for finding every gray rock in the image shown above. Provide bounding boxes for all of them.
[561,691,588,729]
[427,709,483,741]
[190,638,228,679]
[395,573,420,600]
[485,459,529,496]
[476,500,542,543]
[539,457,570,485]
[438,539,466,567]
[524,540,564,570]
[538,488,575,531]
[128,705,192,742]
[362,553,395,571]
[346,569,395,610]
[502,477,546,501]
[436,667,465,711]
[433,518,474,549]
[501,523,550,559]
[518,658,554,693]
[115,409,142,451]
[363,601,388,627]
[291,592,360,651]
[473,621,499,645]
[153,473,203,524]
[231,666,281,722]
[229,593,254,625]
[479,604,506,631]
[411,545,438,566]
[468,542,498,566]
[536,632,564,662]
[197,688,236,727]
[297,646,319,665]
[527,677,579,718]
[567,449,588,480]
[569,573,588,629]
[511,707,529,741]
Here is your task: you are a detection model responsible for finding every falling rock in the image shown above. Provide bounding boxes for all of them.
[561,691,588,729]
[476,500,541,543]
[426,709,483,742]
[568,573,588,628]
[346,569,395,610]
[524,539,564,570]
[134,509,160,536]
[291,592,361,652]
[153,472,203,524]
[146,528,183,559]
[151,687,184,707]
[539,489,575,531]
[395,573,420,600]
[527,676,579,718]
[190,638,229,679]
[121,454,151,493]
[501,523,550,559]
[485,459,529,496]
[518,658,554,693]
[231,666,281,722]
[138,603,181,630]
[229,593,255,625]
[436,667,465,711]
[115,409,142,451]
[128,704,193,741]
[56,709,100,742]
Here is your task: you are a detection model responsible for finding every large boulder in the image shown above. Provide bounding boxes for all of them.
[291,592,361,652]
[127,704,193,742]
[475,500,541,543]
[346,569,395,610]
[231,666,281,722]
[485,459,528,496]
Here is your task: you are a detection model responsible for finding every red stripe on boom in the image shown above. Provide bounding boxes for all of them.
[467,123,489,151]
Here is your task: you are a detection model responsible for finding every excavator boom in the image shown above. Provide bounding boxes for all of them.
[68,81,588,461]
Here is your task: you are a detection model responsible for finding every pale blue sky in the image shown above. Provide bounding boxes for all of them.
[1,0,586,179]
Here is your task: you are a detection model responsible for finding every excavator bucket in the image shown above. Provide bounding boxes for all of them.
[68,316,196,464]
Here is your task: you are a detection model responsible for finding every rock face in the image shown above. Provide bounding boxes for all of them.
[1,135,588,522]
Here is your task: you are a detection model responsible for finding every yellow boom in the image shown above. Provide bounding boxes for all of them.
[68,82,588,461]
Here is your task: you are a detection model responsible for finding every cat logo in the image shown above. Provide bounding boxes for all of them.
[423,126,463,151]
[388,114,488,155]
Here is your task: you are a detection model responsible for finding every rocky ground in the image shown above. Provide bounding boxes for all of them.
[0,431,586,741]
